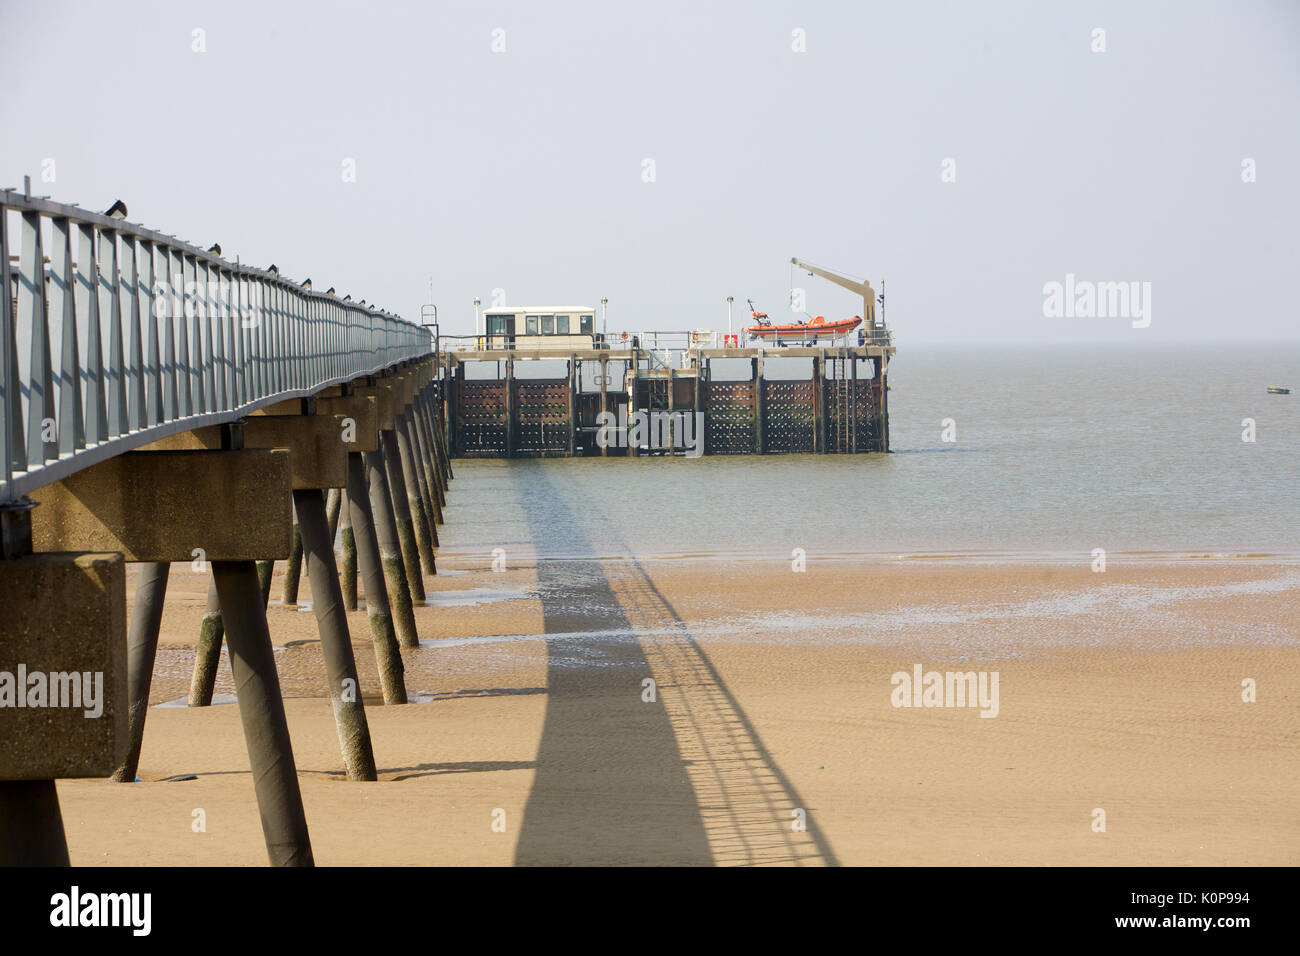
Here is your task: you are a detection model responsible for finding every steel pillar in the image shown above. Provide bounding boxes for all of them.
[212,559,314,866]
[294,488,378,781]
[112,561,169,781]
[189,575,224,706]
[364,448,419,648]
[346,452,408,703]
[380,428,426,603]
[395,411,437,573]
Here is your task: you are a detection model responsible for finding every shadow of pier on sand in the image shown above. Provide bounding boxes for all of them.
[510,462,837,866]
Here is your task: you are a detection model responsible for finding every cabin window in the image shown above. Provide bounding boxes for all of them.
[556,315,570,334]
[541,315,555,334]
[486,314,510,337]
[525,315,538,334]
[580,314,593,333]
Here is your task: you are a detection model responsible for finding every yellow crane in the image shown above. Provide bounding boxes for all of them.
[790,258,881,329]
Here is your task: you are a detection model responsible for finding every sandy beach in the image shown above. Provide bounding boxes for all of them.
[55,552,1300,866]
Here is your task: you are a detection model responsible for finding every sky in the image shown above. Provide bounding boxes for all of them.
[2,0,1297,345]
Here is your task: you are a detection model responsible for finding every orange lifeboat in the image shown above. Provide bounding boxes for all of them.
[744,313,862,342]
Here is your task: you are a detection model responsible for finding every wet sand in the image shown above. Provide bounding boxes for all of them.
[54,550,1300,866]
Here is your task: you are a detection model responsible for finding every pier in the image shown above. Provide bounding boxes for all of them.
[444,337,894,458]
[0,188,889,868]
[0,190,447,866]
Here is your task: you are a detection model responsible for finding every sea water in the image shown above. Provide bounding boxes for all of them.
[437,343,1299,561]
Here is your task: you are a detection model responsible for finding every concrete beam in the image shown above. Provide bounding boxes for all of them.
[140,417,349,490]
[316,395,380,454]
[392,374,415,414]
[354,383,397,430]
[30,450,293,562]
[254,398,312,416]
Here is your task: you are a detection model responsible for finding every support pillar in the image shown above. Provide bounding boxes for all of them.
[339,488,358,611]
[667,368,675,452]
[365,448,420,648]
[381,428,426,603]
[348,452,409,701]
[257,560,274,605]
[113,561,169,781]
[879,355,890,452]
[505,356,515,458]
[415,394,447,515]
[190,562,273,707]
[568,353,577,457]
[396,411,438,572]
[425,384,453,483]
[325,487,342,543]
[697,357,708,456]
[432,390,454,480]
[189,576,224,706]
[0,781,70,866]
[850,355,858,454]
[812,353,824,454]
[406,400,443,537]
[212,560,314,866]
[627,351,638,457]
[281,504,303,606]
[294,488,378,781]
[443,361,459,461]
[600,355,609,458]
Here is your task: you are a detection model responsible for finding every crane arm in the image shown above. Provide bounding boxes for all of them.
[791,257,877,326]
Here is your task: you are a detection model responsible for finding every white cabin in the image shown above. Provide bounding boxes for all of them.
[482,306,597,350]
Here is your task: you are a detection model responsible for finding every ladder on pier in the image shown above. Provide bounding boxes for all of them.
[826,349,858,454]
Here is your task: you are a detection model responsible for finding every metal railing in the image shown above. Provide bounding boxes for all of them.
[434,326,892,355]
[860,325,892,347]
[1,190,433,503]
